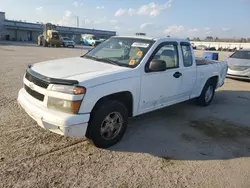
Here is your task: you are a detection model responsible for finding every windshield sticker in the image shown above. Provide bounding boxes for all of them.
[131,42,149,48]
[129,59,136,66]
[136,50,143,57]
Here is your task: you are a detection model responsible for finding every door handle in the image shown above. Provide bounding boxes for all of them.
[173,72,182,78]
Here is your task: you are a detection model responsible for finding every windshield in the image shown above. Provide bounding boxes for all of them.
[63,37,70,40]
[83,37,154,68]
[52,32,59,40]
[230,51,250,60]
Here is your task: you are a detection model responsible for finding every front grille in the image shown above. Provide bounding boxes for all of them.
[25,71,49,88]
[24,84,44,101]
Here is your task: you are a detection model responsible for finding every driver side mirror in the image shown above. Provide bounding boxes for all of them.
[147,59,167,72]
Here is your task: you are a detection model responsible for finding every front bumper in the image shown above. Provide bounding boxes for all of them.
[226,74,250,80]
[65,42,75,46]
[17,88,90,137]
[227,68,250,80]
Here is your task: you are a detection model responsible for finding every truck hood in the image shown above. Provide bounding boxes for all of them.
[31,57,133,86]
[227,58,250,66]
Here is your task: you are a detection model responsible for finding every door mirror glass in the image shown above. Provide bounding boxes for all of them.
[148,60,167,72]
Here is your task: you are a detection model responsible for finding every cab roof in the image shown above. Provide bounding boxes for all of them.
[112,35,189,43]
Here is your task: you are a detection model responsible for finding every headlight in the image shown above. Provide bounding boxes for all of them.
[47,97,82,114]
[51,85,86,95]
[48,85,86,114]
[228,65,250,71]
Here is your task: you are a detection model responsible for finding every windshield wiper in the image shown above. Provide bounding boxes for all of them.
[96,57,121,66]
[84,55,120,65]
[83,55,131,67]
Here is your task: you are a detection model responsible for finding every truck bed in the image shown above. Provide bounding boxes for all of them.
[195,57,220,66]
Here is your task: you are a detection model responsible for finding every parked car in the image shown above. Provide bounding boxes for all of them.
[208,47,216,51]
[60,37,75,48]
[81,34,103,46]
[17,36,228,148]
[196,45,208,50]
[227,49,250,80]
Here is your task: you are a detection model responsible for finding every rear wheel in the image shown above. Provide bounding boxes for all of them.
[196,80,215,106]
[86,100,128,148]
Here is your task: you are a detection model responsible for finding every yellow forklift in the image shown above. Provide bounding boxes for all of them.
[38,23,61,47]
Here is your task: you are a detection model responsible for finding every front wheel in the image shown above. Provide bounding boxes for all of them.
[86,100,128,148]
[196,80,215,107]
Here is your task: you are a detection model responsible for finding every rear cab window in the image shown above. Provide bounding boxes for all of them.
[180,42,193,67]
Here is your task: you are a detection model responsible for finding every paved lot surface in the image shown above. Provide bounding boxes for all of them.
[0,44,250,188]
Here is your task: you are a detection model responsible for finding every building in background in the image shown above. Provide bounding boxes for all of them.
[0,12,116,43]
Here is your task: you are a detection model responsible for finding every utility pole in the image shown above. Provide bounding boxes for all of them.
[77,16,79,27]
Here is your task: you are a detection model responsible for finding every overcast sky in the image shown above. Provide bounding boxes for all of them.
[0,0,250,38]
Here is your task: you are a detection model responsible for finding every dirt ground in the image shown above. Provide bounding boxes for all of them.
[0,43,250,188]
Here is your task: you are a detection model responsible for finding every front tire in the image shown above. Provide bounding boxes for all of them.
[196,80,215,107]
[86,100,128,148]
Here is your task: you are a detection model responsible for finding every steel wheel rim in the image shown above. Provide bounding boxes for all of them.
[100,112,123,140]
[205,86,213,103]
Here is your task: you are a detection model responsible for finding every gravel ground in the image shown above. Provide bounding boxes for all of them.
[0,44,250,188]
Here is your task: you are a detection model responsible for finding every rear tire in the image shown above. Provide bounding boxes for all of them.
[196,80,215,107]
[86,100,128,148]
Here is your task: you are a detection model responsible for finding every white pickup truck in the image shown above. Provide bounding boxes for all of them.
[18,36,228,148]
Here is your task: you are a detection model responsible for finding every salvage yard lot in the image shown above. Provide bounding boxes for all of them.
[0,44,250,188]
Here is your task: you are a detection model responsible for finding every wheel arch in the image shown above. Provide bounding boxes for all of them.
[207,75,219,88]
[90,91,134,118]
[197,75,219,97]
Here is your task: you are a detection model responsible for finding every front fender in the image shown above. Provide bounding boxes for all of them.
[78,77,140,115]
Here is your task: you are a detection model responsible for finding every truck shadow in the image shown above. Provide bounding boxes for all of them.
[109,90,250,160]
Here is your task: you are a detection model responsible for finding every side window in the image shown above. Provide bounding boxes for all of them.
[181,44,193,67]
[152,44,179,69]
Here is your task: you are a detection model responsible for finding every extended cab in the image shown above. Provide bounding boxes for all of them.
[17,36,228,148]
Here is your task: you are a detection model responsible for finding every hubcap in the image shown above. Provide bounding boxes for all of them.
[100,112,123,140]
[205,86,213,103]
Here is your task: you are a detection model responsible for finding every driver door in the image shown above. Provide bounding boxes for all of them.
[139,42,183,113]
